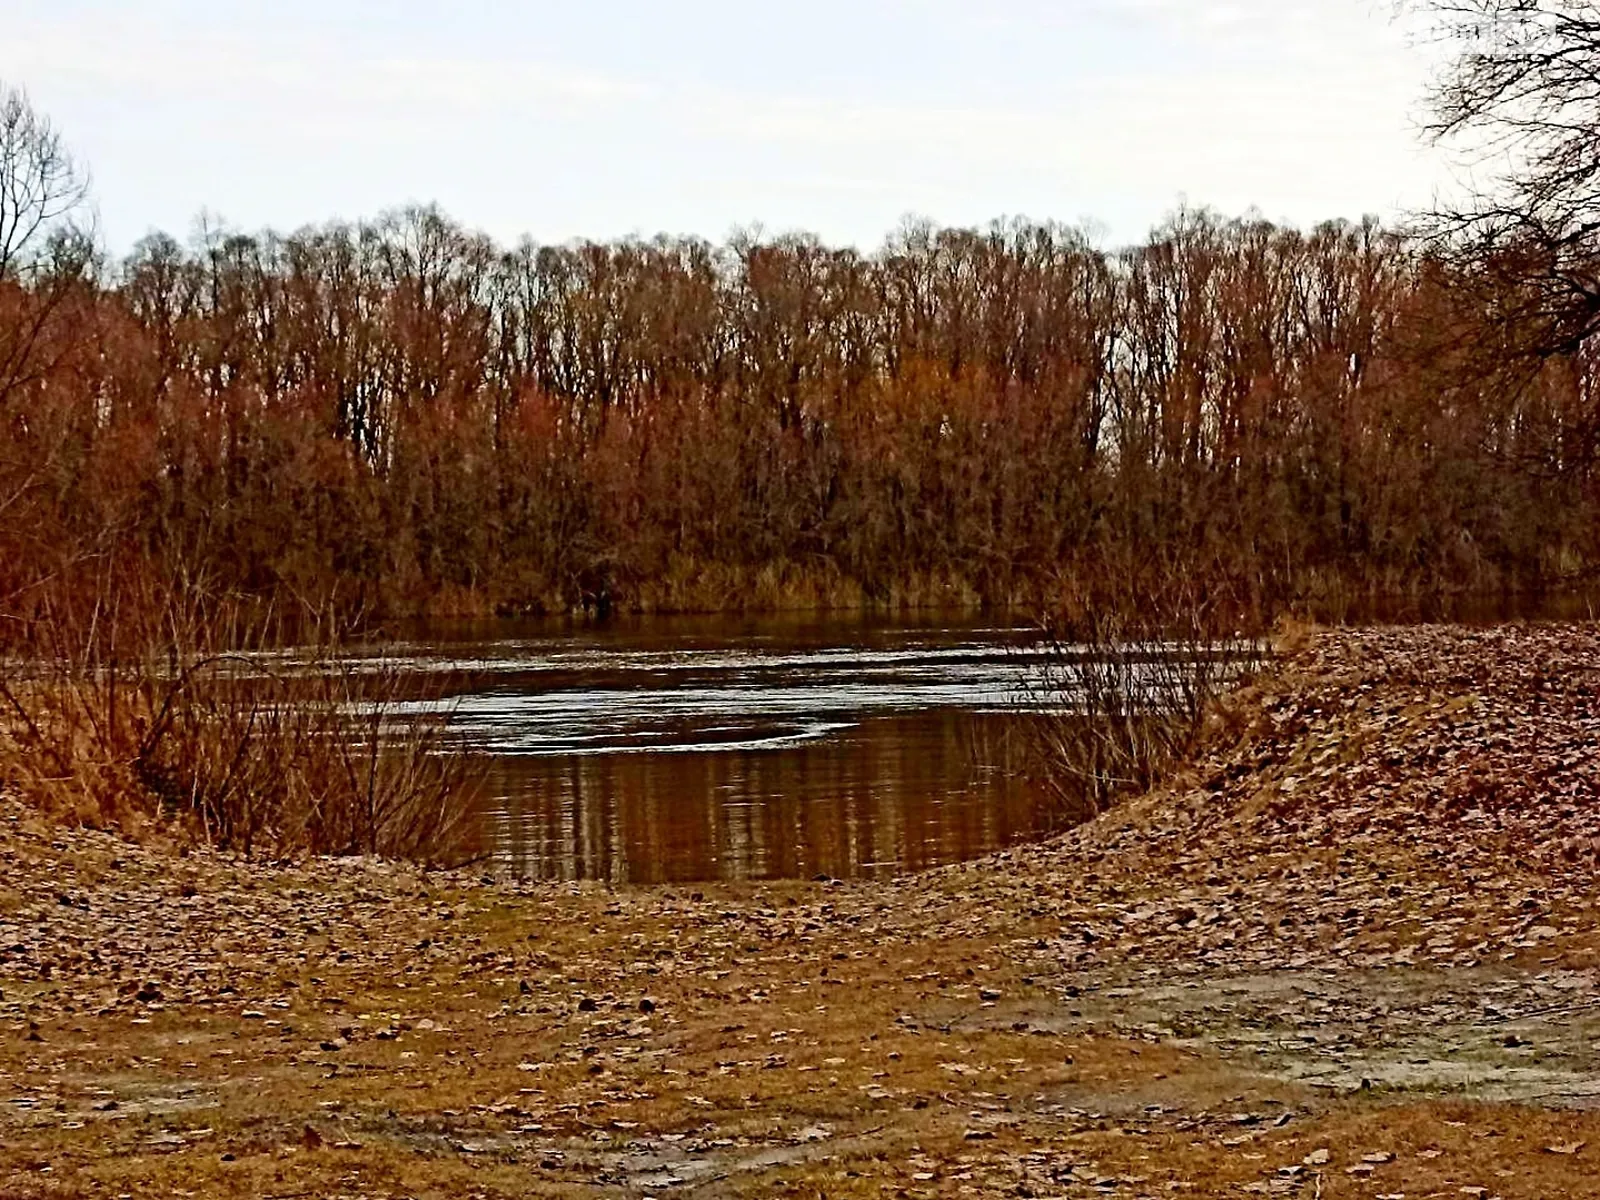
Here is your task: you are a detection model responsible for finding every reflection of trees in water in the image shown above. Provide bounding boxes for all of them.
[477,713,1045,883]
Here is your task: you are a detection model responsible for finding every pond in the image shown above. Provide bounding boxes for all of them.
[381,614,1060,883]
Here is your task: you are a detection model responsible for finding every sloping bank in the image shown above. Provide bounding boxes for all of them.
[4,624,1600,1198]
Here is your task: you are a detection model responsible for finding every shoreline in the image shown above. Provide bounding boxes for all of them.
[6,622,1600,1196]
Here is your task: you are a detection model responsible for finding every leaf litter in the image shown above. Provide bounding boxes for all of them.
[6,623,1600,1195]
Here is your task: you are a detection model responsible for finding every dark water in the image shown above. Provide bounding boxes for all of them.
[363,591,1600,883]
[385,615,1058,883]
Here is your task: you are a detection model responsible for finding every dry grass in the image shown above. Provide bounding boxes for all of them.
[1019,573,1267,825]
[0,574,480,861]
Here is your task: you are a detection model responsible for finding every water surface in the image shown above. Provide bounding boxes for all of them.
[388,614,1058,883]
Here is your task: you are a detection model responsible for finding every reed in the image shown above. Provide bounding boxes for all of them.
[1018,570,1266,825]
[0,568,480,862]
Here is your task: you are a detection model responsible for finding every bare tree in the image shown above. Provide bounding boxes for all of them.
[0,80,94,409]
[0,81,89,281]
[1413,2,1600,358]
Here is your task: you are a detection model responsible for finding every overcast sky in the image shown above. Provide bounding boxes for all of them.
[1,0,1449,253]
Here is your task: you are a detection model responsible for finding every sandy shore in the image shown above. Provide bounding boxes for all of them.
[6,623,1600,1198]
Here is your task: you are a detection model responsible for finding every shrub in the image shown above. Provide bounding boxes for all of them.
[0,573,480,862]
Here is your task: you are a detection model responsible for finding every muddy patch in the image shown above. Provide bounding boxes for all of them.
[1004,965,1600,1105]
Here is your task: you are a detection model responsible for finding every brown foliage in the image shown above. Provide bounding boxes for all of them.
[3,206,1597,624]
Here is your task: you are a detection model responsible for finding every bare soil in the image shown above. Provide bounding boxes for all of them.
[7,623,1600,1198]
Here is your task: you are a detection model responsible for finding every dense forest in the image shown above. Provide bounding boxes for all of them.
[4,202,1596,622]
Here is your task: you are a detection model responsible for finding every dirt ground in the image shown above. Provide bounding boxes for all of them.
[7,623,1600,1198]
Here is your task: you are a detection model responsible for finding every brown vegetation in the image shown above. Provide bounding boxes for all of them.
[0,81,1598,626]
[47,208,1600,618]
[1020,577,1267,824]
[0,579,479,859]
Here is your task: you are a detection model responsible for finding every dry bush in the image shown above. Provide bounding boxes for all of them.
[0,572,480,862]
[1018,571,1267,826]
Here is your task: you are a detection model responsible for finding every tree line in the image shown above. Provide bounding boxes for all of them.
[1,200,1595,623]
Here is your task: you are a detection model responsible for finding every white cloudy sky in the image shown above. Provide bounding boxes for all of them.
[1,0,1450,252]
